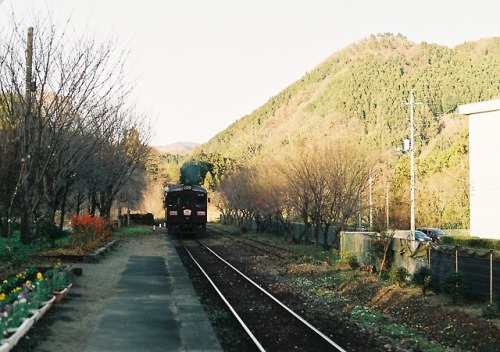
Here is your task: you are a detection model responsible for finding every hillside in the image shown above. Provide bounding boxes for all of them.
[200,34,499,160]
[189,33,500,229]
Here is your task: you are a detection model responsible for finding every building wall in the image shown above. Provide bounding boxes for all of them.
[459,99,500,239]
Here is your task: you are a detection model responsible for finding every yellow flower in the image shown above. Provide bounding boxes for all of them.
[36,272,43,280]
[25,280,32,288]
[2,279,7,284]
[0,293,5,300]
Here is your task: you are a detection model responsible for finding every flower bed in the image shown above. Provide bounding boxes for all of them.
[0,263,72,351]
[38,238,119,263]
[37,214,118,262]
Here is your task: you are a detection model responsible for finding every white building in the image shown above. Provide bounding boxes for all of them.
[459,99,500,239]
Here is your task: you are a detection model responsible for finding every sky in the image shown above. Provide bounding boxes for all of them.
[0,1,498,146]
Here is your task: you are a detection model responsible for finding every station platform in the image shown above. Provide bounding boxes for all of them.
[83,233,222,352]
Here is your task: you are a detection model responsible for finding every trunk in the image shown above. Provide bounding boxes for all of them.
[90,194,98,216]
[314,219,320,247]
[379,238,392,274]
[322,223,331,250]
[58,185,69,229]
[332,226,342,250]
[299,222,311,244]
[20,207,32,245]
[0,218,7,238]
[277,214,296,243]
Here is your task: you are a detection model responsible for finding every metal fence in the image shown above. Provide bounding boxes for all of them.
[220,215,499,302]
[342,231,500,302]
[430,247,500,302]
[220,215,336,244]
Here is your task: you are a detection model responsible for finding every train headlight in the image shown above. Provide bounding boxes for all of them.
[168,211,178,216]
[197,211,206,216]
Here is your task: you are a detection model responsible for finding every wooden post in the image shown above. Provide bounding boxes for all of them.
[490,251,493,305]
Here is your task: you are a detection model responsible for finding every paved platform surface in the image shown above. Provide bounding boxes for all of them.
[84,234,222,352]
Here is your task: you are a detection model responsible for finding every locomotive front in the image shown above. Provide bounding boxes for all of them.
[164,184,208,235]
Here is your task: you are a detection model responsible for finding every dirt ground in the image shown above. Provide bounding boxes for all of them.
[7,230,500,351]
[187,230,500,351]
[12,232,166,352]
[281,260,500,351]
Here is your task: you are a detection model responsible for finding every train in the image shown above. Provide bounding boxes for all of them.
[164,184,208,235]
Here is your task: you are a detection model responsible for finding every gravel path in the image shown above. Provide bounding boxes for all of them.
[14,231,167,352]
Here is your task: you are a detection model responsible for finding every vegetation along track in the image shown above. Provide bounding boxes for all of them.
[175,231,392,351]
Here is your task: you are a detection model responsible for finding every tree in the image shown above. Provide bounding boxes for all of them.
[89,125,150,219]
[277,150,314,244]
[0,14,148,242]
[321,142,375,249]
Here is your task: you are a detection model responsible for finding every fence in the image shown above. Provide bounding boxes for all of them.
[430,246,500,302]
[341,231,428,274]
[118,213,154,226]
[342,231,500,302]
[220,215,337,244]
[220,215,499,302]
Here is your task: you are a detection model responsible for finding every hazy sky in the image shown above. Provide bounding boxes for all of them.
[1,1,498,145]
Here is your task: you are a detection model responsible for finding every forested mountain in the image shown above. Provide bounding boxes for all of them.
[190,33,499,229]
[201,34,499,159]
[154,142,199,153]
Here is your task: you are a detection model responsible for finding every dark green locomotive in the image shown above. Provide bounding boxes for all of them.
[164,184,208,235]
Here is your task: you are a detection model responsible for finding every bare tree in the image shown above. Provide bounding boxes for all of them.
[278,142,374,248]
[322,142,374,249]
[89,115,150,219]
[0,14,142,243]
[277,149,314,244]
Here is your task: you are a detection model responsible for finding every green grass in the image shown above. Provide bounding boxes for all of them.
[349,306,447,351]
[0,235,38,266]
[114,225,154,237]
[0,225,153,268]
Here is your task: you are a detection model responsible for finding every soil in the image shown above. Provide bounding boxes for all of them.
[11,232,166,352]
[180,232,500,351]
[6,230,500,351]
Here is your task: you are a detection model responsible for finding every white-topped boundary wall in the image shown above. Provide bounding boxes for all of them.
[459,99,500,239]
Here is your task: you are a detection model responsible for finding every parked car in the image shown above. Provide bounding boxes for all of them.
[416,227,447,242]
[414,230,433,242]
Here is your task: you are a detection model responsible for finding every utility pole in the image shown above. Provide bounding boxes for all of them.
[20,27,34,244]
[403,89,423,239]
[369,169,373,230]
[386,181,390,229]
[26,27,33,112]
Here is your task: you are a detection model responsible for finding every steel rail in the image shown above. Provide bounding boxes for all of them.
[183,245,266,352]
[207,226,289,259]
[202,243,347,352]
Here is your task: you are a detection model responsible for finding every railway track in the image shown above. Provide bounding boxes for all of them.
[180,240,347,352]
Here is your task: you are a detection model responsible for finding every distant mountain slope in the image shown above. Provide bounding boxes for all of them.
[154,142,199,153]
[199,34,499,161]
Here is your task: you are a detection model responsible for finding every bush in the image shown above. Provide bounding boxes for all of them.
[442,271,463,304]
[69,213,113,250]
[482,301,500,319]
[33,219,68,247]
[390,267,409,287]
[0,237,34,266]
[411,266,433,295]
[439,235,500,250]
[341,252,360,269]
[348,255,360,269]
